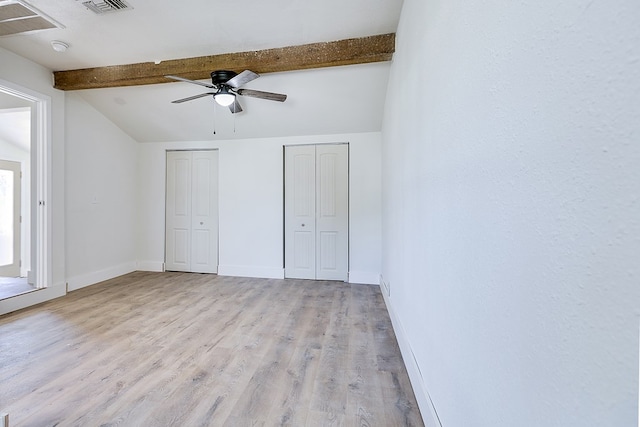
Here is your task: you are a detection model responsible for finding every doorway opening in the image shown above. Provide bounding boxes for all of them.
[0,78,51,300]
[0,102,33,297]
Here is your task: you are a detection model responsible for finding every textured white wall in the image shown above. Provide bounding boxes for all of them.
[217,138,284,278]
[381,0,640,425]
[136,132,382,283]
[65,93,138,289]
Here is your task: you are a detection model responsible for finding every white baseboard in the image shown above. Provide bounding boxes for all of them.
[380,275,442,427]
[0,281,66,316]
[380,275,390,296]
[218,265,285,279]
[66,262,137,292]
[136,260,165,272]
[348,271,380,285]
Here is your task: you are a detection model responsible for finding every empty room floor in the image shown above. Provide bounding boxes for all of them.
[0,271,423,426]
[0,277,35,300]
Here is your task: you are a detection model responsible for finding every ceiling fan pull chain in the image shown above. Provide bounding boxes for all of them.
[213,99,217,135]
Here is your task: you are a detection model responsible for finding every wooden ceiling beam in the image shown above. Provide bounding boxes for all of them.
[53,33,395,91]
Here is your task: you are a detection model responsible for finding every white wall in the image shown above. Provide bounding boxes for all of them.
[137,132,381,283]
[381,1,640,426]
[65,93,138,290]
[0,46,66,314]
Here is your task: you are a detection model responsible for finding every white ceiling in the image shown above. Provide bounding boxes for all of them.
[76,63,391,142]
[0,0,403,142]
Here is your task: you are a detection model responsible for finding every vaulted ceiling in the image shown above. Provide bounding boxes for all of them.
[0,0,404,142]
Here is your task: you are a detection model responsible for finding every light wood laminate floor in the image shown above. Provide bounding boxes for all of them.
[0,272,423,426]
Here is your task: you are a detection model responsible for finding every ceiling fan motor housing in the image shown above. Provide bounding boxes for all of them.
[211,70,237,85]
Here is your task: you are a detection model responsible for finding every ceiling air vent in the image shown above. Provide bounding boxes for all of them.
[0,0,64,37]
[82,0,132,14]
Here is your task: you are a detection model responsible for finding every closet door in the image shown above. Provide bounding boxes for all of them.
[284,144,348,281]
[165,150,218,273]
[190,151,219,273]
[315,144,348,281]
[284,145,316,279]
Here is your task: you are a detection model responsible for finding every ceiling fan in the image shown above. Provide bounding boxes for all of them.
[166,70,287,114]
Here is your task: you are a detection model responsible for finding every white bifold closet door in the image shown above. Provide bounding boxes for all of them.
[284,144,348,281]
[165,150,219,273]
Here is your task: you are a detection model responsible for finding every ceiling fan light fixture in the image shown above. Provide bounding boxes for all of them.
[167,70,287,113]
[214,88,235,107]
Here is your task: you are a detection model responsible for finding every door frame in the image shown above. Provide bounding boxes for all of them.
[0,78,51,289]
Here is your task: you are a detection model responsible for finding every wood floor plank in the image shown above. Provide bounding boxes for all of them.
[0,272,423,426]
[309,284,351,418]
[345,284,387,426]
[263,285,328,426]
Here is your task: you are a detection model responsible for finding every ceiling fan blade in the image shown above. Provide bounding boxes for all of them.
[228,99,243,114]
[237,88,287,102]
[171,92,214,103]
[166,75,216,89]
[225,70,259,88]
